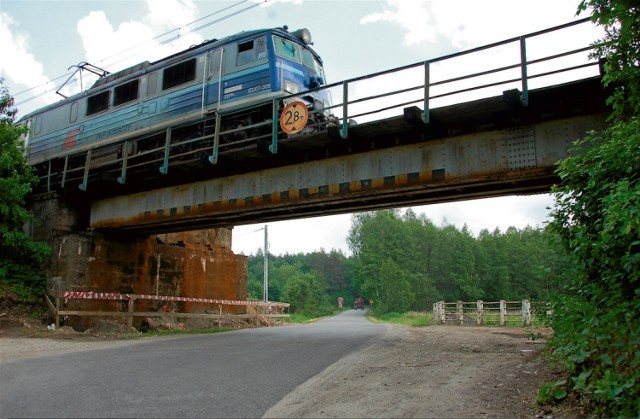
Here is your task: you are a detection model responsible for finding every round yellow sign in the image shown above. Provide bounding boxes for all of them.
[280,101,309,134]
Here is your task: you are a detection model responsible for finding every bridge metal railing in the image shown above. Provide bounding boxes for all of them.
[279,16,600,142]
[38,18,601,192]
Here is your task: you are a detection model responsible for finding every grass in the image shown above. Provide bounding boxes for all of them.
[367,311,432,327]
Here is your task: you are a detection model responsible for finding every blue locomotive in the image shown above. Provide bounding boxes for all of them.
[20,26,331,188]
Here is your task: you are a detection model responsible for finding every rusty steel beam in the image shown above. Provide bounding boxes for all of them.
[90,112,607,234]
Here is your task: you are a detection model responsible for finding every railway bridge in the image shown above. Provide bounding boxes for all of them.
[88,77,608,234]
[26,19,610,327]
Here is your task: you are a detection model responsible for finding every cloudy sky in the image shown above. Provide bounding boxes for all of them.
[0,0,601,256]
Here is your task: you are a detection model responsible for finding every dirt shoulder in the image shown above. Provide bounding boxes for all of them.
[0,316,176,364]
[264,325,555,418]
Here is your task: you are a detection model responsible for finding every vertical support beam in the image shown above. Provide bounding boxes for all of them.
[118,141,129,184]
[500,300,506,326]
[457,301,463,325]
[270,99,279,154]
[519,37,529,107]
[127,298,134,329]
[422,61,430,124]
[477,300,483,325]
[208,113,222,165]
[46,160,52,192]
[218,304,222,329]
[159,127,171,175]
[340,81,349,139]
[61,156,69,188]
[55,291,60,330]
[79,149,92,191]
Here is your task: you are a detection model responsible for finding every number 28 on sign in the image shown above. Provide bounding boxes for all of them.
[280,101,309,134]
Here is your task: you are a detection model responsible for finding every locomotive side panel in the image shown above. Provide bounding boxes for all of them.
[22,27,331,190]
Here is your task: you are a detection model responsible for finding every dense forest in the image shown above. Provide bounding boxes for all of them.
[246,208,569,316]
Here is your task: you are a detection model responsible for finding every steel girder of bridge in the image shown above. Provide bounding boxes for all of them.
[90,110,607,234]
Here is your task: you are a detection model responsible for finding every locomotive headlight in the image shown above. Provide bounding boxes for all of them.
[291,28,312,45]
[284,80,301,94]
[313,98,325,111]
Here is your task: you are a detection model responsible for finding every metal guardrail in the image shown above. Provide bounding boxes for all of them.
[39,18,599,192]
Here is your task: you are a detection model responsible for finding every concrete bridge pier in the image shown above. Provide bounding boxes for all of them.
[27,193,248,331]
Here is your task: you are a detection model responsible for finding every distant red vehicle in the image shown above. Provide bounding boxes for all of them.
[354,297,365,310]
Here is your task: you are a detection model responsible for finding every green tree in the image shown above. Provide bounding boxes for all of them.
[545,1,640,415]
[0,81,51,305]
[349,210,408,312]
[348,210,436,313]
[579,0,640,119]
[283,271,332,317]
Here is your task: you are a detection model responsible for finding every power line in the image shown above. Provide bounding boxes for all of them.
[14,0,269,108]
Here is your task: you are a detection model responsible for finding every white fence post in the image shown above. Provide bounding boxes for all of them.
[522,299,531,326]
[476,300,483,325]
[500,300,506,326]
[439,301,446,324]
[456,301,463,325]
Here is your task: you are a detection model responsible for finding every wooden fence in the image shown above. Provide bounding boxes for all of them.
[45,291,290,330]
[432,300,539,326]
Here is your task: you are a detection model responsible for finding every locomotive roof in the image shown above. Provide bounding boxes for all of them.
[91,27,285,89]
[20,27,319,120]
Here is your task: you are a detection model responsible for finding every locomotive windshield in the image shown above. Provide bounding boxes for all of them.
[301,48,325,80]
[273,36,302,62]
[273,35,325,81]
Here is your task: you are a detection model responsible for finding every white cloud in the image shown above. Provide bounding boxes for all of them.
[76,0,203,79]
[413,194,553,236]
[361,0,584,49]
[144,0,199,31]
[255,0,303,6]
[0,12,60,110]
[232,194,553,256]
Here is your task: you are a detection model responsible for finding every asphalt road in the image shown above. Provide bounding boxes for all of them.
[0,309,387,418]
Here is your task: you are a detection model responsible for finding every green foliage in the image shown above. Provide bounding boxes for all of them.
[537,380,568,406]
[579,0,640,120]
[547,119,640,416]
[247,249,354,317]
[0,80,51,301]
[283,271,333,317]
[545,2,640,415]
[348,209,565,314]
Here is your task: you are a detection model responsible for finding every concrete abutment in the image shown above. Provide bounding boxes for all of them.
[27,193,248,331]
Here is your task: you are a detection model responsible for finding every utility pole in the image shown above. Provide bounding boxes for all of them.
[263,225,268,302]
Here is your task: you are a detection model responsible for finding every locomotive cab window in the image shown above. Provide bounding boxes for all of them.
[162,58,196,90]
[87,91,110,116]
[273,36,301,63]
[114,79,139,106]
[237,40,254,66]
[236,36,266,66]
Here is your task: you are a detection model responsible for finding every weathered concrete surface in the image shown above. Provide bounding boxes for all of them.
[28,194,247,330]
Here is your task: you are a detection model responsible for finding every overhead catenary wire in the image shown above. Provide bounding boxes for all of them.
[13,0,270,108]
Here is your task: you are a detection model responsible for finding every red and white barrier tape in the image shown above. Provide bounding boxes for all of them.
[63,291,290,307]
